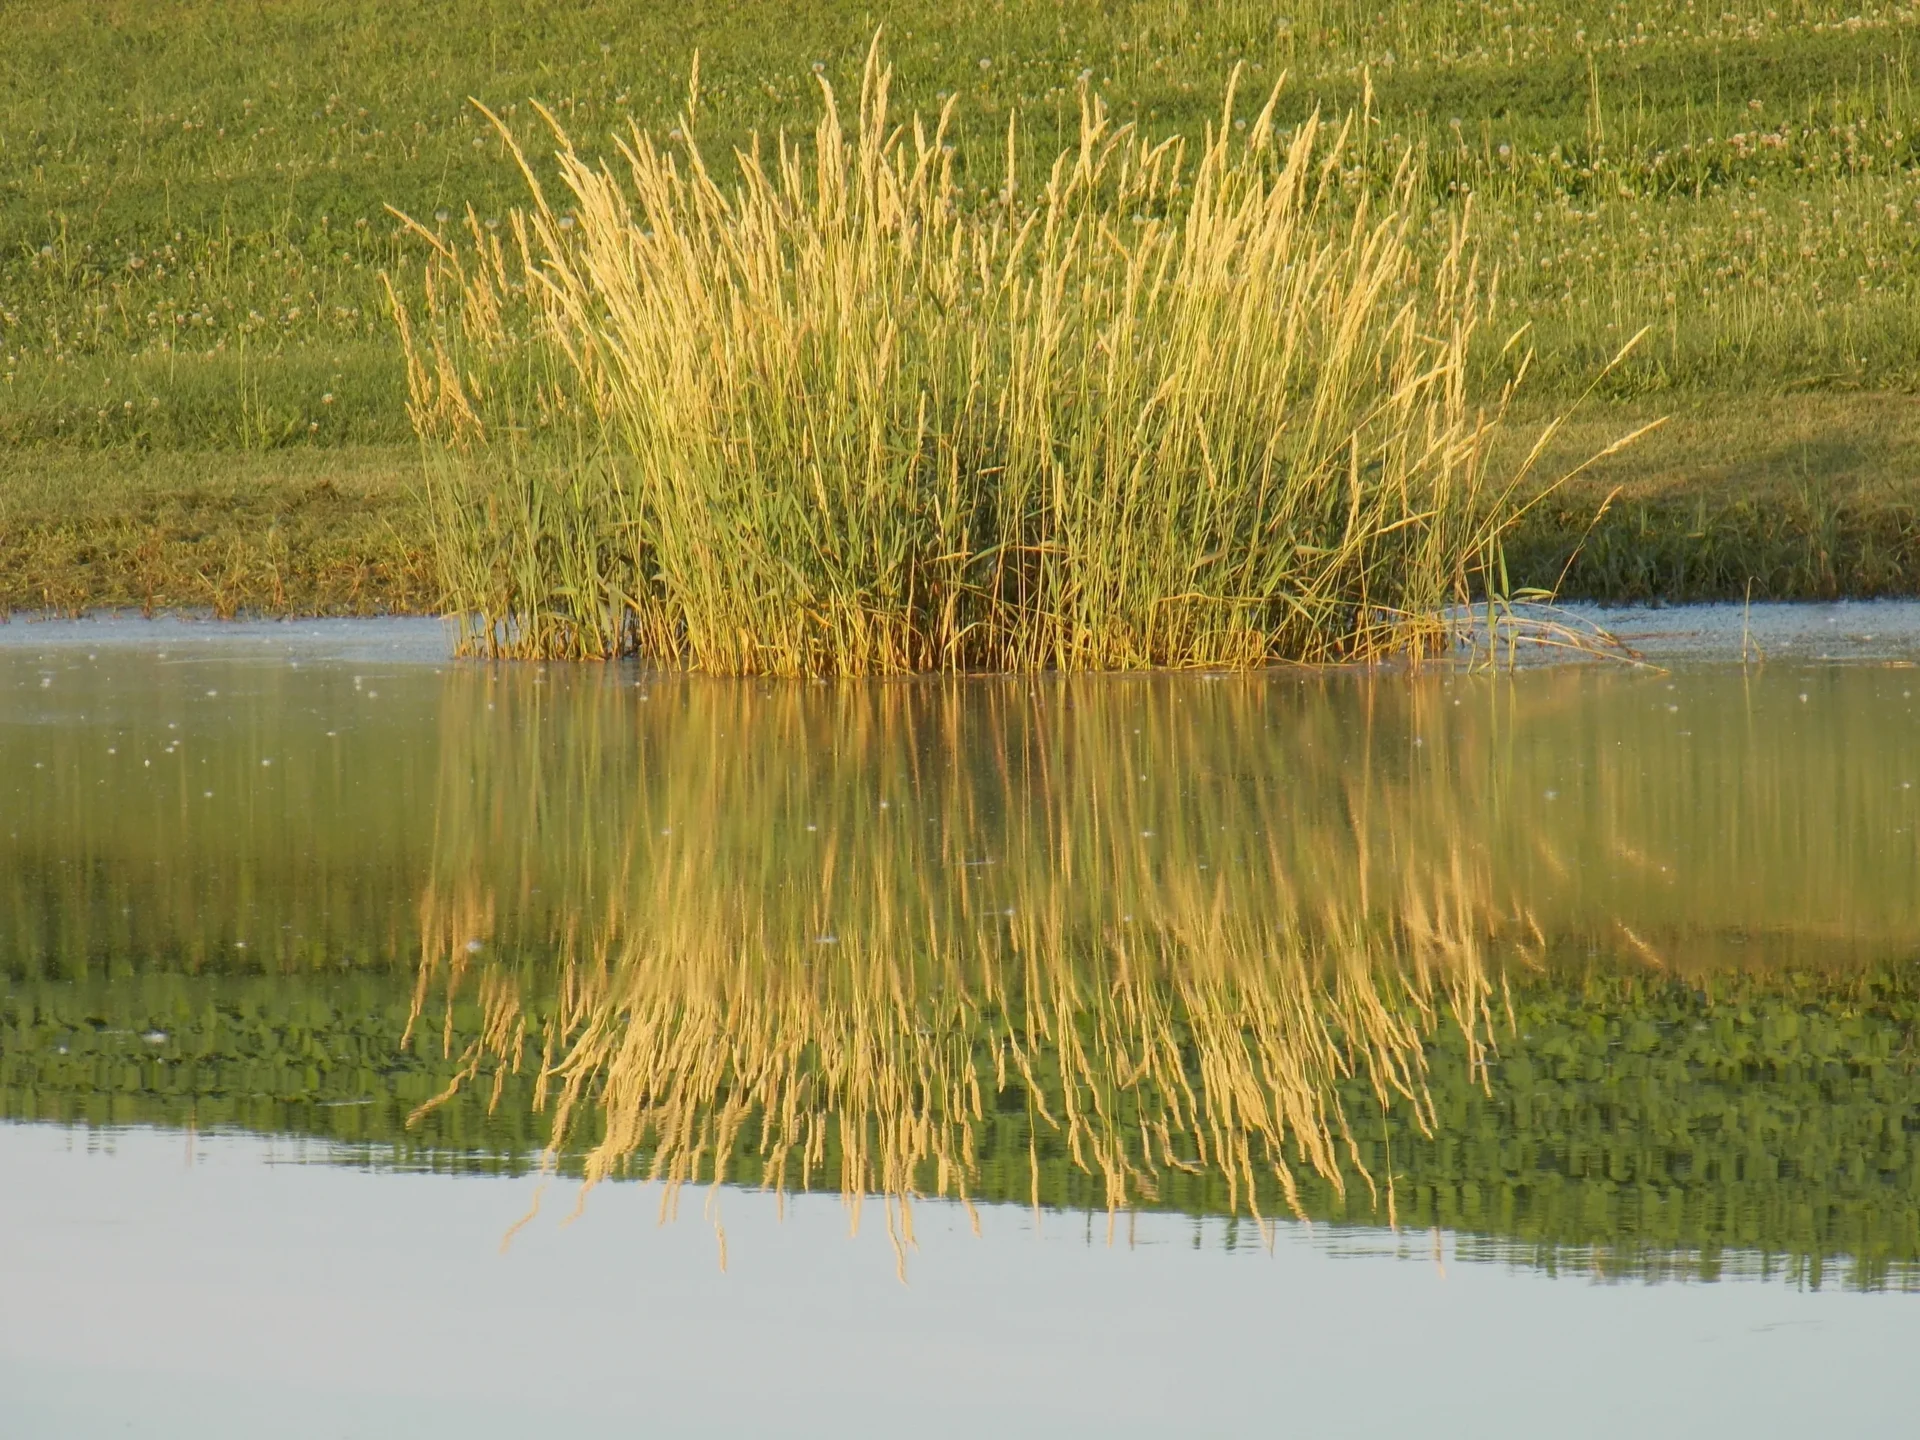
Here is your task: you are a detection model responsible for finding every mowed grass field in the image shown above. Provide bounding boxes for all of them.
[5,0,1920,614]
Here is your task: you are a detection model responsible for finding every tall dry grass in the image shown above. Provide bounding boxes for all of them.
[389,40,1604,672]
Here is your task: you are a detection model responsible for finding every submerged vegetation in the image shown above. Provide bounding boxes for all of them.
[396,44,1608,671]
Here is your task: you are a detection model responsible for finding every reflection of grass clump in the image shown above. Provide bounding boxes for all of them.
[410,673,1516,1258]
[7,657,1920,1280]
[415,865,1504,1261]
[400,664,1920,1262]
[394,43,1605,671]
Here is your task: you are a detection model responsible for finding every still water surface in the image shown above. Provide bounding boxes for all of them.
[3,608,1920,1436]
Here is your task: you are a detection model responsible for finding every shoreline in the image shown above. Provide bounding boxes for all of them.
[8,598,1920,669]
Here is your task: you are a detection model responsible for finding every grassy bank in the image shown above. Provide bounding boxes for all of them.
[0,443,429,615]
[1504,391,1920,599]
[7,0,1920,619]
[5,398,1916,620]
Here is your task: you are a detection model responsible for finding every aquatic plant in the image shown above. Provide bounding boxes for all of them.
[390,40,1632,671]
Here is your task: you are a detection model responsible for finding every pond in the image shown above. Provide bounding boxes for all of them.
[3,605,1920,1436]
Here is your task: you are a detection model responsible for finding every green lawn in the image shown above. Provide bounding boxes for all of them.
[6,0,1920,611]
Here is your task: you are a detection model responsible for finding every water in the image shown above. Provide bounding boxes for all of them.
[3,609,1920,1436]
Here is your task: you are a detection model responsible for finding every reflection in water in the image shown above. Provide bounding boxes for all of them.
[3,650,1919,1284]
[416,674,1512,1257]
[405,666,1920,1279]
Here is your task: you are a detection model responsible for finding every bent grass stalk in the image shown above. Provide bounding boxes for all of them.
[388,40,1589,673]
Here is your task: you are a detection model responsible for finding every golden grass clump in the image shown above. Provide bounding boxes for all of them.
[390,39,1558,673]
